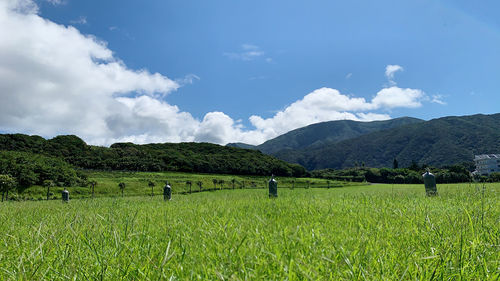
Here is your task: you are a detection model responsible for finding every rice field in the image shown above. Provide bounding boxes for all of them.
[0,182,498,280]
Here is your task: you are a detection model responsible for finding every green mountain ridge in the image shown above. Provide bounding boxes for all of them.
[2,113,498,175]
[255,117,423,154]
[274,113,500,170]
[226,117,423,153]
[226,142,257,150]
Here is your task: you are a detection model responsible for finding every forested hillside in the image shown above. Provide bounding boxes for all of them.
[275,114,500,170]
[0,134,307,177]
[256,117,423,154]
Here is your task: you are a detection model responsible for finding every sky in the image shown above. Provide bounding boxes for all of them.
[1,0,499,146]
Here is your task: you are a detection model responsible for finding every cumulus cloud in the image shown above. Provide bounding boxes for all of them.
[0,1,441,146]
[356,112,391,121]
[385,64,403,85]
[6,0,38,13]
[371,87,424,108]
[246,86,425,139]
[0,0,179,144]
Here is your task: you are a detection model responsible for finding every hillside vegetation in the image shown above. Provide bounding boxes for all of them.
[0,134,307,178]
[255,117,423,154]
[273,113,500,170]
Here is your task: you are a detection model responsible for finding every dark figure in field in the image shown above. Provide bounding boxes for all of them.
[422,170,438,196]
[163,181,172,201]
[62,188,69,202]
[269,174,278,198]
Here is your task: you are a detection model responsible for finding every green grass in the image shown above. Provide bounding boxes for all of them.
[12,170,361,201]
[0,183,498,280]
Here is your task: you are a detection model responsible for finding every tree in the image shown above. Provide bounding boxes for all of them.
[394,174,405,184]
[218,179,225,190]
[408,160,420,171]
[212,179,217,190]
[326,180,330,189]
[393,158,399,169]
[118,182,126,197]
[231,178,236,190]
[43,179,54,200]
[0,174,16,202]
[196,181,203,192]
[488,172,500,183]
[186,180,192,194]
[148,180,155,197]
[88,180,97,198]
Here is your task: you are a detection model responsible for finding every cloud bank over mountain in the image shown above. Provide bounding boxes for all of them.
[0,0,441,146]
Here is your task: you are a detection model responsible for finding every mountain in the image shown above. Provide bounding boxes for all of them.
[226,142,257,150]
[275,113,500,170]
[256,117,423,154]
[3,113,497,174]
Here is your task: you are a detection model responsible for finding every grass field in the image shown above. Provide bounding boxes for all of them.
[0,182,498,280]
[13,171,360,200]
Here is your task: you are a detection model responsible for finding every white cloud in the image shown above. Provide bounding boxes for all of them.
[176,74,200,86]
[224,44,265,61]
[246,86,426,140]
[0,0,179,144]
[194,112,241,144]
[371,87,425,108]
[356,112,391,121]
[385,64,403,85]
[109,96,199,143]
[345,73,352,79]
[5,0,38,13]
[70,16,87,25]
[431,94,446,105]
[45,0,65,5]
[107,25,134,40]
[242,44,258,50]
[0,2,442,147]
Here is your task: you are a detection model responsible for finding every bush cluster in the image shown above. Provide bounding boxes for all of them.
[311,164,475,184]
[0,151,87,190]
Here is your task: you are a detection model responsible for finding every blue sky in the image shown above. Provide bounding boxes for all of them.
[1,0,499,145]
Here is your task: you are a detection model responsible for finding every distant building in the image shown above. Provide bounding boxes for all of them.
[474,154,500,175]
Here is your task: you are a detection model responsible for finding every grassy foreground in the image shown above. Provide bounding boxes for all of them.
[0,183,498,280]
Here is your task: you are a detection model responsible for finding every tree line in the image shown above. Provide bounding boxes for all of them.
[310,162,499,184]
[1,134,498,201]
[0,134,308,177]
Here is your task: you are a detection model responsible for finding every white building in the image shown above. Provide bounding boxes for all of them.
[474,154,500,175]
